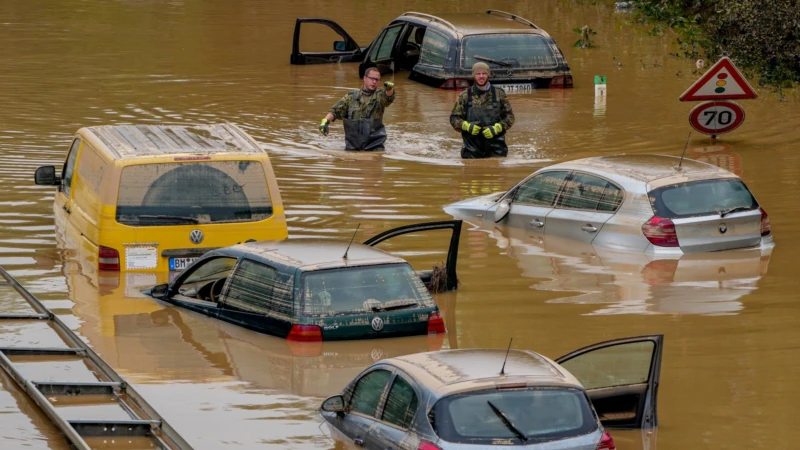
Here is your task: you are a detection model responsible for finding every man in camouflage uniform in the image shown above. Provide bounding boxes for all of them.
[319,67,396,150]
[450,62,515,159]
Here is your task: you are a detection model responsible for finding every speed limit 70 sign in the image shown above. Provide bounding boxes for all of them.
[688,101,745,135]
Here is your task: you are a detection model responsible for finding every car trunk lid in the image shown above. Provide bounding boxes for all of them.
[316,306,436,341]
[673,210,762,252]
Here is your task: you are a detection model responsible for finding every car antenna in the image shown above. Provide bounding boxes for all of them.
[499,338,513,376]
[343,223,361,260]
[677,131,692,170]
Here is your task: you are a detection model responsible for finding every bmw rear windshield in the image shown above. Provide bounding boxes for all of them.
[461,34,558,70]
[432,387,597,445]
[648,179,758,219]
[116,161,273,226]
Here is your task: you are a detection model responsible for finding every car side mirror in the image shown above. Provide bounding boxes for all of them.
[494,198,511,223]
[333,40,347,52]
[34,166,60,186]
[150,283,169,299]
[321,394,345,413]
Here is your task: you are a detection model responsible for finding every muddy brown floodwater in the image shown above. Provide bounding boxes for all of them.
[1,0,799,449]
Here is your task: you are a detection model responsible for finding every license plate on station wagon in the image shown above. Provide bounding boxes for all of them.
[169,257,197,271]
[497,83,534,94]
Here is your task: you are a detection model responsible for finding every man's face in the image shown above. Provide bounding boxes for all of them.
[363,71,380,91]
[474,71,489,87]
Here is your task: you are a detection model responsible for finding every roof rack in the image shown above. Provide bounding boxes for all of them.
[0,266,192,450]
[486,9,540,29]
[402,12,457,32]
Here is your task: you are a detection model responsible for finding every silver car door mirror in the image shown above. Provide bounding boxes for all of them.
[321,394,345,413]
[494,199,511,223]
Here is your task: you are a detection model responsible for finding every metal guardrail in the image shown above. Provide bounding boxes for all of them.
[0,266,192,450]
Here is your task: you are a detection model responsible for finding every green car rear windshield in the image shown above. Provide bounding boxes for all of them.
[300,264,435,317]
[462,34,557,69]
[433,388,597,444]
[116,161,272,226]
[648,179,758,219]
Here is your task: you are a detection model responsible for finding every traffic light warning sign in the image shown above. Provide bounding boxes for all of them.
[680,57,758,102]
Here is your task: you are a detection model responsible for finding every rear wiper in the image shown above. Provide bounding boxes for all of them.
[487,400,528,443]
[474,55,512,67]
[371,301,418,312]
[137,214,200,224]
[719,206,752,217]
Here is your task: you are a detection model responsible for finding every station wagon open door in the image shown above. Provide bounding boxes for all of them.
[363,220,462,292]
[555,334,663,428]
[290,18,366,65]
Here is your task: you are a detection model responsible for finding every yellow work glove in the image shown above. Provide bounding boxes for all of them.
[461,121,481,136]
[482,123,503,139]
[384,81,394,90]
[319,118,330,136]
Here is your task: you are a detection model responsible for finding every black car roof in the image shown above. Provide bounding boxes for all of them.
[398,11,550,36]
[220,240,406,271]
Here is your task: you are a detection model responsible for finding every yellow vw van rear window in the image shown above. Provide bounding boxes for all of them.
[116,160,272,226]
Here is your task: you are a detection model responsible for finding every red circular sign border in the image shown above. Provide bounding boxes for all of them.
[689,100,745,135]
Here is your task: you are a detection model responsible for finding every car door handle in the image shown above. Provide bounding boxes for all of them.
[354,437,365,446]
[530,219,544,228]
[581,225,598,233]
[62,205,70,214]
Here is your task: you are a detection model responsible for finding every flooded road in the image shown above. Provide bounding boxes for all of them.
[1,0,799,448]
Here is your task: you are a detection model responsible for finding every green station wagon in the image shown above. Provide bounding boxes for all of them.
[147,221,461,341]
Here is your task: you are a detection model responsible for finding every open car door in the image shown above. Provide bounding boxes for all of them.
[363,220,462,291]
[555,335,663,429]
[290,18,366,65]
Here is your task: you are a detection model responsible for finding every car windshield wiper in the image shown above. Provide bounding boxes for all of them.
[137,214,200,224]
[719,206,753,217]
[487,400,528,443]
[371,301,418,312]
[474,55,512,67]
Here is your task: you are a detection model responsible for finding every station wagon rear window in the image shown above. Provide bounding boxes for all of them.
[461,34,557,69]
[648,179,758,219]
[433,388,596,444]
[301,263,435,317]
[115,161,272,226]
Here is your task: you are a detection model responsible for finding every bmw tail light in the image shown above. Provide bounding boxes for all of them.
[287,324,322,342]
[597,431,616,450]
[441,78,471,90]
[550,75,573,88]
[642,216,680,247]
[760,207,771,236]
[427,311,446,334]
[418,441,443,450]
[98,246,120,271]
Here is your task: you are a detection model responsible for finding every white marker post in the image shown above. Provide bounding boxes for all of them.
[594,75,607,117]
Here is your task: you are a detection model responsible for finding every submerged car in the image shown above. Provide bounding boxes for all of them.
[290,10,572,91]
[321,335,663,449]
[147,221,461,341]
[445,154,773,254]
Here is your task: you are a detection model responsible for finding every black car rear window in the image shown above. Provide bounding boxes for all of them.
[432,387,597,445]
[461,34,557,69]
[648,179,758,219]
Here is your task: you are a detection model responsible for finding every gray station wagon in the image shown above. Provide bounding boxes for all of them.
[291,10,572,91]
[321,335,663,449]
[445,155,773,254]
[147,221,461,341]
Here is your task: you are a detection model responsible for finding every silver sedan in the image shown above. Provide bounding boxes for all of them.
[444,155,773,254]
[320,335,663,449]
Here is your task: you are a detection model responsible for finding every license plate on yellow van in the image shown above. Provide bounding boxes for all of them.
[169,257,197,271]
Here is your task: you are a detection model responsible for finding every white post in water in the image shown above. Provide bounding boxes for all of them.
[594,75,607,117]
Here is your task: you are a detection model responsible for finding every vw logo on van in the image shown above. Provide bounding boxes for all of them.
[719,223,728,234]
[371,316,384,331]
[189,229,204,245]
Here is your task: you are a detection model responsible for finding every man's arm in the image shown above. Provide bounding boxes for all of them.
[328,92,353,121]
[449,92,468,131]
[499,91,515,130]
[378,88,396,107]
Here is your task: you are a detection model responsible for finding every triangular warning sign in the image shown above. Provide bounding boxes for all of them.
[680,56,758,101]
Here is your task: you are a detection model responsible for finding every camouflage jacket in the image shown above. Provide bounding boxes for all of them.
[329,88,395,121]
[449,84,515,131]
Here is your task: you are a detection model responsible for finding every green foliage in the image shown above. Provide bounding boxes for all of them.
[631,0,800,90]
[573,25,598,48]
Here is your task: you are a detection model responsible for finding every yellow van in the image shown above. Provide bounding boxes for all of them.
[34,123,287,272]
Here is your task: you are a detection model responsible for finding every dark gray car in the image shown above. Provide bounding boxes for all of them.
[320,335,663,449]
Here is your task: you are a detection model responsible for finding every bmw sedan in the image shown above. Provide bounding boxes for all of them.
[444,154,773,254]
[320,335,663,449]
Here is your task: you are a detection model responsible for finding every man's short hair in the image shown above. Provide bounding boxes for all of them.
[364,67,380,77]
